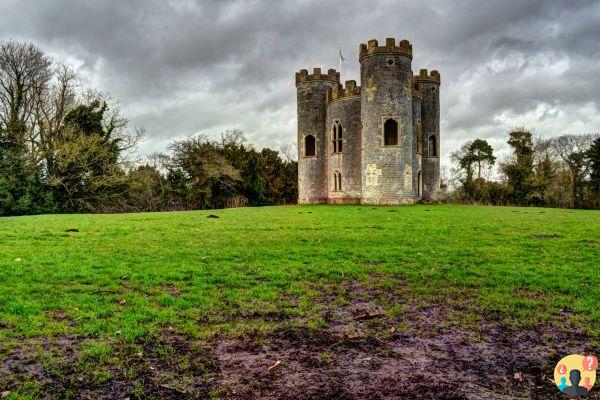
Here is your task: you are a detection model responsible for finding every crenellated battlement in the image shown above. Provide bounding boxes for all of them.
[326,80,361,103]
[411,78,422,102]
[414,69,441,85]
[359,38,412,61]
[296,68,340,86]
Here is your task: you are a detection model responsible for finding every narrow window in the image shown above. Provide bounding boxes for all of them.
[333,122,343,153]
[418,171,422,197]
[305,135,316,157]
[334,171,342,191]
[428,135,437,157]
[384,119,398,146]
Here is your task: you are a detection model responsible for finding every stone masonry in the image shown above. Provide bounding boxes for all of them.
[296,38,441,205]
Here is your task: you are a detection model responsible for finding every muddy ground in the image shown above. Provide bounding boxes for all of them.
[1,281,598,399]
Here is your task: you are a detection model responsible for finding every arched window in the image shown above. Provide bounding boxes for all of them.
[332,122,343,153]
[428,135,437,157]
[384,119,398,146]
[305,135,316,157]
[334,171,342,191]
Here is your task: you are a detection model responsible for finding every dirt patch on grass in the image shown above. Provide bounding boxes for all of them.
[530,234,561,239]
[208,284,595,400]
[1,280,597,399]
[0,334,215,399]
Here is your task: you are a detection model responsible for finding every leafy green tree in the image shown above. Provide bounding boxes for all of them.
[166,134,241,209]
[242,155,266,206]
[450,142,475,201]
[47,101,134,212]
[0,41,53,215]
[460,139,496,194]
[532,155,555,206]
[585,136,600,206]
[549,134,598,208]
[502,129,534,206]
[0,141,54,215]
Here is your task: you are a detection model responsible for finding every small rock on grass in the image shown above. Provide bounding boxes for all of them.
[207,214,220,219]
[267,359,281,371]
[514,372,523,382]
[355,311,383,320]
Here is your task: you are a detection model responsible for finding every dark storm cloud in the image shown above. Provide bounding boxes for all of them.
[1,0,599,161]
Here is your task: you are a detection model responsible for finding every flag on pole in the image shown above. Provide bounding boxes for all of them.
[338,43,344,74]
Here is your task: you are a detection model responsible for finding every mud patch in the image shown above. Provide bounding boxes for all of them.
[0,334,215,399]
[165,283,182,297]
[530,234,561,239]
[209,285,595,399]
[1,281,597,399]
[362,261,385,266]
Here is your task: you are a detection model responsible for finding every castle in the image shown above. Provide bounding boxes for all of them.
[296,38,441,205]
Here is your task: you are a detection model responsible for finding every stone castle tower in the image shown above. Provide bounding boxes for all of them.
[296,37,441,205]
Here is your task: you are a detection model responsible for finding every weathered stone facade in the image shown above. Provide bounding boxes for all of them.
[296,38,441,205]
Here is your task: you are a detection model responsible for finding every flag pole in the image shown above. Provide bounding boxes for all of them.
[338,42,342,76]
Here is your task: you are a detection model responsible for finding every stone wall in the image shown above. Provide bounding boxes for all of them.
[326,81,362,203]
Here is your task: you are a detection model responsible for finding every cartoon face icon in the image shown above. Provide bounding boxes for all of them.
[555,355,597,396]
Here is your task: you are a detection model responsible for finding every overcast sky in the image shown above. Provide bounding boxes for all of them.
[2,0,599,165]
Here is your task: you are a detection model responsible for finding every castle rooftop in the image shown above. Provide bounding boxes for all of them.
[359,38,412,61]
[414,68,441,85]
[326,80,361,103]
[295,68,340,86]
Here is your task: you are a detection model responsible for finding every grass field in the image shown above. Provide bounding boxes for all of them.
[0,204,599,399]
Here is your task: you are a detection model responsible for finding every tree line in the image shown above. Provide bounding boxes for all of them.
[448,129,600,209]
[2,40,598,215]
[0,41,297,216]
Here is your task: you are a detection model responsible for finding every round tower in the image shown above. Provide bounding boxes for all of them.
[296,68,339,204]
[414,69,441,200]
[359,38,415,204]
[411,79,423,199]
[325,80,362,204]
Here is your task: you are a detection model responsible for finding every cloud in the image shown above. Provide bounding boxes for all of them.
[1,0,599,164]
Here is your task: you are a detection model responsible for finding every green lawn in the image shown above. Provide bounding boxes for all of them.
[0,204,599,398]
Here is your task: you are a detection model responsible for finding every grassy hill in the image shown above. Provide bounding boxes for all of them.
[0,205,599,399]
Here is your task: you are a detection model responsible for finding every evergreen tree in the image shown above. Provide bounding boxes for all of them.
[459,138,496,199]
[242,155,266,206]
[502,129,534,206]
[586,137,600,205]
[532,154,555,206]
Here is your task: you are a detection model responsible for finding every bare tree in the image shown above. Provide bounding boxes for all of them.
[32,63,78,164]
[279,142,297,163]
[549,133,599,207]
[0,41,52,146]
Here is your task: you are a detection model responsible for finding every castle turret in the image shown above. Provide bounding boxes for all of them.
[359,38,415,204]
[325,80,362,203]
[296,68,339,204]
[412,79,423,199]
[414,69,441,199]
